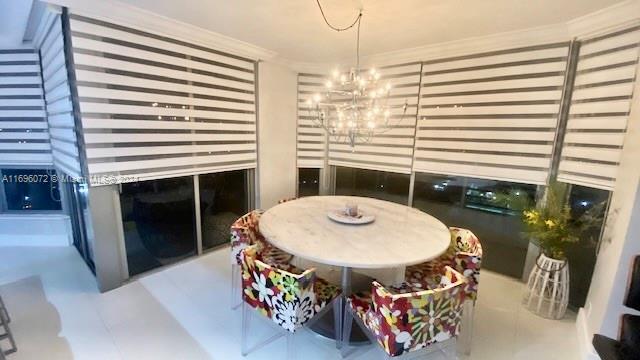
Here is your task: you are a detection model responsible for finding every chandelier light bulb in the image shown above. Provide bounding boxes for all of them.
[347,121,354,128]
[367,121,375,129]
[385,83,392,91]
[374,73,381,80]
[325,80,333,88]
[384,110,391,118]
[313,94,321,102]
[332,69,340,79]
[369,91,376,98]
[340,74,347,83]
[306,99,312,106]
[369,68,376,75]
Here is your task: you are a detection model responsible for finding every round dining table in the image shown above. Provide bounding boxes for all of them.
[260,195,451,344]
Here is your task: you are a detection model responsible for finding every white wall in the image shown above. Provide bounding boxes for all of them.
[256,61,298,209]
[579,59,640,354]
[0,214,72,246]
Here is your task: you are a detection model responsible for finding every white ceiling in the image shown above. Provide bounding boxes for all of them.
[0,0,627,57]
[0,0,34,48]
[117,0,624,62]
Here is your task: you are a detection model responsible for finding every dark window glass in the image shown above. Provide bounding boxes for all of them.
[2,169,62,211]
[200,170,248,251]
[412,173,537,278]
[120,176,196,276]
[298,168,320,197]
[335,166,410,205]
[565,185,609,308]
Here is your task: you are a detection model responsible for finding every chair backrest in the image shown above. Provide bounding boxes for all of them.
[449,227,482,300]
[239,245,318,333]
[229,210,265,265]
[369,266,467,357]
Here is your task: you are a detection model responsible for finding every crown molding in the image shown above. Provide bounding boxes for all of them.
[43,0,277,61]
[567,0,640,39]
[277,21,570,73]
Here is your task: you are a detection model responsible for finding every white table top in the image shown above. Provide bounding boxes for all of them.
[260,196,451,269]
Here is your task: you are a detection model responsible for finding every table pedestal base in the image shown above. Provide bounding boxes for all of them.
[309,307,370,345]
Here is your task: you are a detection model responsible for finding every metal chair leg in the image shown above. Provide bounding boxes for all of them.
[231,264,242,310]
[460,300,475,356]
[0,297,9,324]
[0,297,16,357]
[241,302,250,356]
[240,302,285,357]
[286,333,295,360]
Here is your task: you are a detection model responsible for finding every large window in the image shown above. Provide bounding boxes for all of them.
[335,166,410,205]
[565,185,610,308]
[1,169,62,211]
[120,176,196,276]
[119,170,251,276]
[200,170,248,251]
[298,168,320,197]
[412,173,537,278]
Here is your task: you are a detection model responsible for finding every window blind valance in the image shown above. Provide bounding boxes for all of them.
[413,42,570,184]
[68,14,258,185]
[557,25,640,191]
[0,49,51,165]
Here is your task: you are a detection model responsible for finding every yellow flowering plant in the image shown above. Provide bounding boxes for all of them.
[521,182,604,260]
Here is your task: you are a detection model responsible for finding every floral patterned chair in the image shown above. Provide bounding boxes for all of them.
[230,210,294,309]
[239,245,341,358]
[404,227,482,354]
[405,227,482,301]
[342,266,467,358]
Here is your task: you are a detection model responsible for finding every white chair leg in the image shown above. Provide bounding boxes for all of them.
[240,302,286,357]
[460,300,475,356]
[286,333,295,360]
[241,302,250,356]
[231,264,242,310]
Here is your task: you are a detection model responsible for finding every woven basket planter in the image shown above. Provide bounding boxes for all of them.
[523,253,569,320]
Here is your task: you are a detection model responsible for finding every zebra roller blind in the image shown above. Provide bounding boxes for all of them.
[557,25,640,190]
[327,62,422,174]
[0,49,51,165]
[35,10,82,178]
[297,73,326,168]
[413,43,570,184]
[68,14,258,185]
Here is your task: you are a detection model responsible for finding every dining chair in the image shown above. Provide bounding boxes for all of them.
[230,210,294,309]
[404,227,482,354]
[341,266,467,359]
[0,296,16,359]
[239,245,341,359]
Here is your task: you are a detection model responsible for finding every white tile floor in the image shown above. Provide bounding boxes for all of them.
[0,246,580,360]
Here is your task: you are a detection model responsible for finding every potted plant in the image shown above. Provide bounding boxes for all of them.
[521,181,605,319]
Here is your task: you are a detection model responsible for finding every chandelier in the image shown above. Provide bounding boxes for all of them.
[306,1,408,147]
